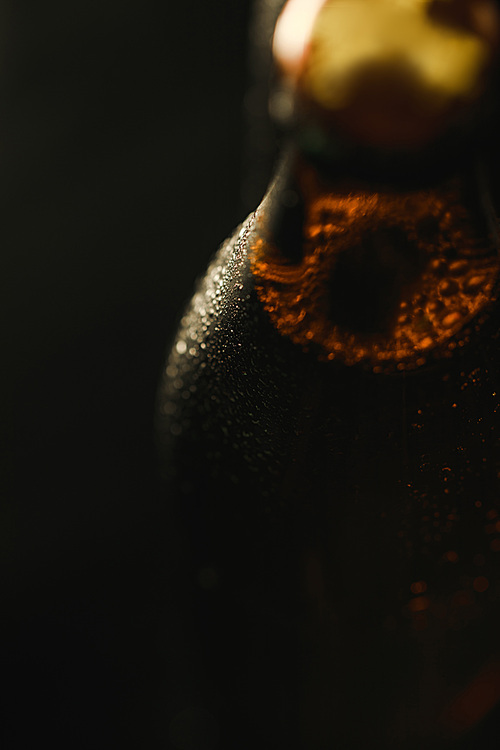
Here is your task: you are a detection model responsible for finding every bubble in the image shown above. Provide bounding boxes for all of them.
[464,275,486,293]
[176,340,187,355]
[442,311,462,329]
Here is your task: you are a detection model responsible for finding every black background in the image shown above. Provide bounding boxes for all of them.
[0,1,266,746]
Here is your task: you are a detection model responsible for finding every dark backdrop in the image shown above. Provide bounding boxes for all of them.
[0,1,264,747]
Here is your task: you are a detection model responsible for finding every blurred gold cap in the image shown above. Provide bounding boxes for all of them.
[273,0,500,148]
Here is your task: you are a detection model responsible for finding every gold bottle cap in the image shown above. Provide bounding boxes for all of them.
[273,0,500,148]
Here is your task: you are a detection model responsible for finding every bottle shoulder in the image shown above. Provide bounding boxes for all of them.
[157,197,500,493]
[156,197,500,748]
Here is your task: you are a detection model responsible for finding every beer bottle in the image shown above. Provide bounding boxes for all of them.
[157,1,500,747]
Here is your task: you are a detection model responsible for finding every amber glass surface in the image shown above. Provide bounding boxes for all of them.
[157,2,500,747]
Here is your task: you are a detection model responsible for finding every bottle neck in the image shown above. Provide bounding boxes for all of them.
[263,142,498,263]
[251,146,500,373]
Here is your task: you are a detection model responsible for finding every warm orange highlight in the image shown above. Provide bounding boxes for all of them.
[275,0,499,148]
[251,174,499,372]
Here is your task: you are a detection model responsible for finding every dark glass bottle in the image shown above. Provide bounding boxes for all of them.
[157,2,500,748]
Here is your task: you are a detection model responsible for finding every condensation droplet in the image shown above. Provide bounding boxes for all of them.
[442,311,462,329]
[176,340,187,355]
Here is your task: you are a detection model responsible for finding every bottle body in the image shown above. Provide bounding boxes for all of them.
[158,1,500,744]
[157,169,500,748]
